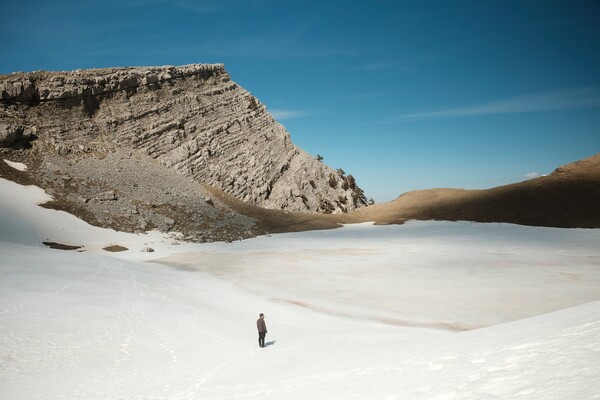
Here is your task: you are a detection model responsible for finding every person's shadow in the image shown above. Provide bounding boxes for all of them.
[265,340,276,347]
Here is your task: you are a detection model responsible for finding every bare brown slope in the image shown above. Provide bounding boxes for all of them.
[202,184,345,233]
[349,153,600,228]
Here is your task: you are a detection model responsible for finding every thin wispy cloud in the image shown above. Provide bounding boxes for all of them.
[336,91,386,100]
[269,109,308,121]
[116,0,268,13]
[360,38,479,73]
[522,172,542,180]
[172,0,273,14]
[188,14,356,60]
[113,0,171,8]
[361,61,412,72]
[380,87,600,124]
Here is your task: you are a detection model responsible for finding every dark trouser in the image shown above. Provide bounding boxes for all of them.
[258,332,266,347]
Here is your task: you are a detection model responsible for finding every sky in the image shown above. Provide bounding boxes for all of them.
[1,0,599,202]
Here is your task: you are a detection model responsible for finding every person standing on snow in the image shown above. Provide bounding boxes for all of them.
[257,313,267,348]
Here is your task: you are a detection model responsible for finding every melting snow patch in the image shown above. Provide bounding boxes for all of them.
[3,159,28,171]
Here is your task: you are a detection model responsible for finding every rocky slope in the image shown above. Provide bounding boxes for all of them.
[0,64,367,214]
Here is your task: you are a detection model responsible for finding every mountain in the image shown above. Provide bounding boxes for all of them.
[2,65,598,241]
[0,64,367,215]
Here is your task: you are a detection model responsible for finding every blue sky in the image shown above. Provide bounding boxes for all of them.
[2,1,599,201]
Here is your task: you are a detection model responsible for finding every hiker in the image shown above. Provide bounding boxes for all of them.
[257,313,267,348]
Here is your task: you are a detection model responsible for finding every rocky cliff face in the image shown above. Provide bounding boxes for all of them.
[0,64,367,213]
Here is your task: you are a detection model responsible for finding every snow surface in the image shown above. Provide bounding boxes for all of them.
[3,159,27,172]
[1,176,600,399]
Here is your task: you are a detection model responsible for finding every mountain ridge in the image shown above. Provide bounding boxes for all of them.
[326,152,599,229]
[1,63,367,214]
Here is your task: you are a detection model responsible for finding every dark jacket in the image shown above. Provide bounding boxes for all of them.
[257,317,267,333]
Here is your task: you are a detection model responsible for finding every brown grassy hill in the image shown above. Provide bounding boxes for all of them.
[228,153,600,231]
[348,153,600,228]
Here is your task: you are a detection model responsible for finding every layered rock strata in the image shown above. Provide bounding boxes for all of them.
[0,64,367,213]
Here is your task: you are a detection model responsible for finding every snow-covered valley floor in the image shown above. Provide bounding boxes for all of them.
[1,176,600,399]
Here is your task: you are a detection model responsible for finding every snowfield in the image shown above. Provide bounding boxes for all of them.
[1,176,600,399]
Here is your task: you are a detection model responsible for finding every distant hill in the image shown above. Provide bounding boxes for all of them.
[345,153,600,229]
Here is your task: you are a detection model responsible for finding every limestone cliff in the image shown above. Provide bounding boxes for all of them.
[0,64,367,213]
